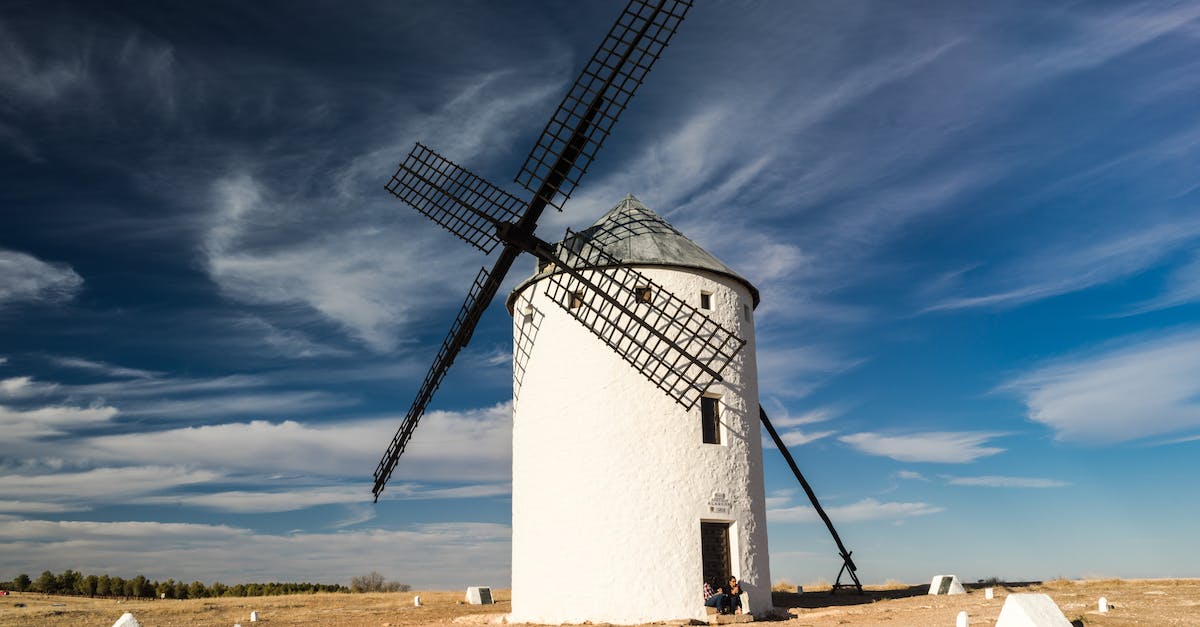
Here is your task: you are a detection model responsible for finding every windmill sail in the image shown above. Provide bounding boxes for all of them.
[372,251,518,500]
[541,228,746,409]
[387,143,527,254]
[373,0,693,499]
[515,0,692,211]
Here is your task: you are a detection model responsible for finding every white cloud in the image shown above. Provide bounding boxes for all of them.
[78,402,513,482]
[839,431,1006,463]
[769,497,943,523]
[1004,330,1200,443]
[765,404,843,428]
[0,466,220,503]
[779,429,838,447]
[0,402,118,439]
[0,376,59,398]
[0,518,511,587]
[130,482,511,514]
[0,501,88,514]
[0,248,83,307]
[894,470,928,481]
[945,475,1069,488]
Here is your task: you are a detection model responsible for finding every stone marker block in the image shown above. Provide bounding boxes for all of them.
[250,610,259,621]
[111,613,141,627]
[414,595,422,606]
[986,588,995,600]
[927,575,966,595]
[995,593,1072,627]
[1098,596,1108,613]
[466,586,493,605]
[796,585,803,594]
[956,610,969,627]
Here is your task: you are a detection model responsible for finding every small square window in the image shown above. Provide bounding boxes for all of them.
[634,286,653,303]
[743,304,751,321]
[701,396,721,444]
[569,291,583,309]
[700,291,712,310]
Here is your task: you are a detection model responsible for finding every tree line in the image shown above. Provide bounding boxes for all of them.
[2,569,350,598]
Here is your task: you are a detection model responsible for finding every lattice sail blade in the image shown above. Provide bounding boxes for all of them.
[515,0,692,211]
[372,254,515,500]
[387,143,528,254]
[542,229,745,409]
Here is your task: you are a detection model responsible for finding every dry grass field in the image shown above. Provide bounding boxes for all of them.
[2,579,1198,626]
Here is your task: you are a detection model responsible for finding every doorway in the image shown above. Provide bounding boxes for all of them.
[700,521,732,586]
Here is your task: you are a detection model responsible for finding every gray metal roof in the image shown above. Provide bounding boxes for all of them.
[507,194,759,312]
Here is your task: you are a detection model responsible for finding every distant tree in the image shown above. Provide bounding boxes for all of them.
[350,571,386,593]
[83,575,99,597]
[97,575,111,597]
[109,576,125,598]
[13,573,31,592]
[130,575,148,598]
[173,581,187,600]
[187,580,207,599]
[55,569,80,595]
[35,570,57,594]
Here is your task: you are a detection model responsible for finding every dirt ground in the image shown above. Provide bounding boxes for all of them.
[1,579,1197,626]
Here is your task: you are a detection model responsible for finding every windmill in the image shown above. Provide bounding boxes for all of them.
[372,0,861,620]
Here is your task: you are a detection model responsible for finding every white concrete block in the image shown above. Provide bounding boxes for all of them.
[995,593,1072,627]
[1098,596,1108,613]
[414,595,422,606]
[466,586,493,605]
[985,588,995,599]
[250,610,259,621]
[928,575,966,595]
[956,610,968,627]
[111,613,141,627]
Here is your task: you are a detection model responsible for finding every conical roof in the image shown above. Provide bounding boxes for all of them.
[507,194,759,311]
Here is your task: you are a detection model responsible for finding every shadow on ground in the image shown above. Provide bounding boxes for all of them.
[771,582,1045,610]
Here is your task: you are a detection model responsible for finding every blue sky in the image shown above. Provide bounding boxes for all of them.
[2,0,1199,588]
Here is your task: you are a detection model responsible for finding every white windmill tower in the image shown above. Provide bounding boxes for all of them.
[369,1,863,624]
[506,194,772,623]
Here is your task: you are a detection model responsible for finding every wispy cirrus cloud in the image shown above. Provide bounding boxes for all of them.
[1004,329,1200,443]
[922,219,1200,313]
[839,431,1007,463]
[756,345,863,399]
[1121,252,1200,316]
[0,248,82,307]
[769,497,943,523]
[945,475,1069,488]
[50,356,160,378]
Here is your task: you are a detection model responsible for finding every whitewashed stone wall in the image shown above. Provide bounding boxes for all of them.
[509,265,772,624]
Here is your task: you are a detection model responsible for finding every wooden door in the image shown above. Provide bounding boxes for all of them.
[700,521,732,586]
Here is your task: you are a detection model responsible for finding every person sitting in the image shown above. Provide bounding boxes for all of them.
[703,577,744,615]
[725,576,743,615]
